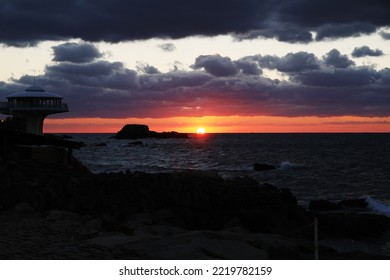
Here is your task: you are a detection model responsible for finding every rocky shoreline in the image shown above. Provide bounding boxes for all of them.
[0,158,389,259]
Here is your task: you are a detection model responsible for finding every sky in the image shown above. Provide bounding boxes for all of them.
[0,0,389,133]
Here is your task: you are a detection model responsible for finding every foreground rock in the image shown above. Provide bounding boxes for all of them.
[0,159,389,259]
[253,163,276,171]
[309,198,369,211]
[0,160,308,235]
[309,198,390,239]
[318,213,390,239]
[114,124,188,139]
[0,206,314,259]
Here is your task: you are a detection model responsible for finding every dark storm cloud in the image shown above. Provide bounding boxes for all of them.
[258,52,320,73]
[235,25,313,43]
[192,55,240,77]
[351,46,384,57]
[1,0,389,46]
[52,42,103,63]
[380,31,390,40]
[279,0,390,28]
[47,61,123,78]
[269,27,313,43]
[378,68,390,85]
[136,63,161,74]
[3,51,390,119]
[315,22,377,40]
[294,67,380,87]
[139,71,212,91]
[323,49,355,68]
[45,61,140,90]
[158,43,176,52]
[192,55,264,77]
[236,57,263,75]
[0,0,266,46]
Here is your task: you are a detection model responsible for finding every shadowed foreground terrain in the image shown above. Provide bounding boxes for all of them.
[0,158,389,259]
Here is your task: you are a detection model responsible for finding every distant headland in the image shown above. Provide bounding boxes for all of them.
[113,124,188,139]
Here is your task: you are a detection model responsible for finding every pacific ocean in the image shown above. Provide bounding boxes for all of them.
[71,132,390,215]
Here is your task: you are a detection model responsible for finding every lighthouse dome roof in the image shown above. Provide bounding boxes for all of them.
[7,85,63,99]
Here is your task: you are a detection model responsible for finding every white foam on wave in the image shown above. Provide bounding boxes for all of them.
[365,196,390,217]
[279,161,304,171]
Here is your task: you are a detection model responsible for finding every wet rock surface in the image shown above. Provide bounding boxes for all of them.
[253,163,276,171]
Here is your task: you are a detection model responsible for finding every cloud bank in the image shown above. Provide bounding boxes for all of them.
[1,0,389,46]
[0,1,388,123]
[1,42,388,119]
[52,42,103,63]
[351,46,385,57]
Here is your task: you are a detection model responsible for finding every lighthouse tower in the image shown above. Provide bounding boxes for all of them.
[0,85,68,134]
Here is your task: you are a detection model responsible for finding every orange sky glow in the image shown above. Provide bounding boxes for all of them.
[44,116,390,134]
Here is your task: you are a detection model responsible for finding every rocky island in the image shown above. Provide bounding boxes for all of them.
[113,124,188,139]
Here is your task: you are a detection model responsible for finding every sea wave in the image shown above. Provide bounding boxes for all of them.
[72,133,390,205]
[365,196,390,217]
[279,161,304,171]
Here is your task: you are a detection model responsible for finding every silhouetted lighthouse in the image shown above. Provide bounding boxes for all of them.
[0,85,68,134]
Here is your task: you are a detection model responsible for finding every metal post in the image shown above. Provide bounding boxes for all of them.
[67,148,73,165]
[1,135,8,160]
[314,216,319,260]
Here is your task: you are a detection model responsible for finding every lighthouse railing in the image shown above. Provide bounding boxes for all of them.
[0,102,9,113]
[5,102,69,111]
[0,101,8,108]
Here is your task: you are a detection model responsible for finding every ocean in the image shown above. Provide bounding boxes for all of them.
[69,133,390,216]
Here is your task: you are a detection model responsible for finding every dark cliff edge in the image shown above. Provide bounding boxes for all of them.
[113,124,188,139]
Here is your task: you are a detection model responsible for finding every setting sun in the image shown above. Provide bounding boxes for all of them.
[196,127,206,134]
